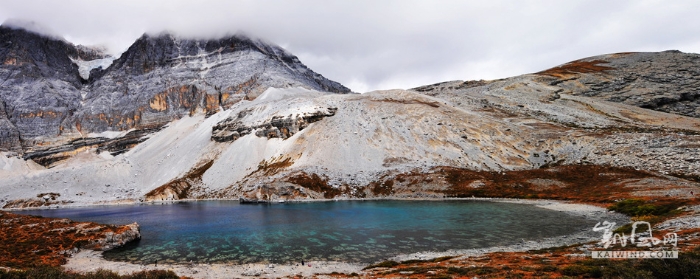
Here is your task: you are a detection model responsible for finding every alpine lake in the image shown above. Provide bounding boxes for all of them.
[18,200,592,264]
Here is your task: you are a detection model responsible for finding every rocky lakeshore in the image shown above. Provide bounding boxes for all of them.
[0,211,140,269]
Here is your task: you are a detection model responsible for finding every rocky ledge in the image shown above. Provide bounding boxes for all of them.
[21,127,161,167]
[88,222,140,251]
[211,107,337,142]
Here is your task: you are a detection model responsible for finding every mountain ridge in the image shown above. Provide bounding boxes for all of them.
[0,25,350,155]
[414,50,700,119]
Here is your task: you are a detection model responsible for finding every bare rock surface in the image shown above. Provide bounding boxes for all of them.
[3,82,700,207]
[65,250,364,279]
[0,24,350,158]
[88,222,141,251]
[537,51,700,118]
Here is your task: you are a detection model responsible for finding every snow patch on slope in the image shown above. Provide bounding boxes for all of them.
[71,56,116,80]
[86,130,130,139]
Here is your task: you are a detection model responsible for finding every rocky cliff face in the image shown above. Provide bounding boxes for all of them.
[0,100,20,152]
[71,33,350,134]
[0,25,350,164]
[212,106,337,142]
[0,26,102,152]
[533,51,700,118]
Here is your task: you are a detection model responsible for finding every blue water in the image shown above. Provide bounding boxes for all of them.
[18,200,591,264]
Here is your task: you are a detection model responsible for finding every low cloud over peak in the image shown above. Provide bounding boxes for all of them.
[1,0,699,92]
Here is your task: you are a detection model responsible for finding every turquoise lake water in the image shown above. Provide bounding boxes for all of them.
[18,200,591,264]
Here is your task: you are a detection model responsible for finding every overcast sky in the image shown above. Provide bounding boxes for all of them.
[1,0,699,92]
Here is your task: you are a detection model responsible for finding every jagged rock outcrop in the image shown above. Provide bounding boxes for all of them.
[22,127,161,167]
[534,50,700,118]
[0,24,350,166]
[212,106,337,142]
[144,160,213,201]
[85,222,141,251]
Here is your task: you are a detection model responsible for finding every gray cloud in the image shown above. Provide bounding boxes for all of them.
[1,0,699,92]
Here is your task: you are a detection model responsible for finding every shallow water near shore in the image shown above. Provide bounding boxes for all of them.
[19,200,593,264]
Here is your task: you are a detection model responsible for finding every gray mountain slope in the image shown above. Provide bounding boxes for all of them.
[0,26,350,155]
[536,51,700,118]
[415,51,700,119]
[0,25,102,151]
[3,31,700,208]
[72,32,350,133]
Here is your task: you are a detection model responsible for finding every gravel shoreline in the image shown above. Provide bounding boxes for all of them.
[65,250,365,279]
[62,198,630,278]
[392,199,630,262]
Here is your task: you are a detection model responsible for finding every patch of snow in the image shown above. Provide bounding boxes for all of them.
[254,87,327,103]
[86,130,130,139]
[71,56,116,80]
